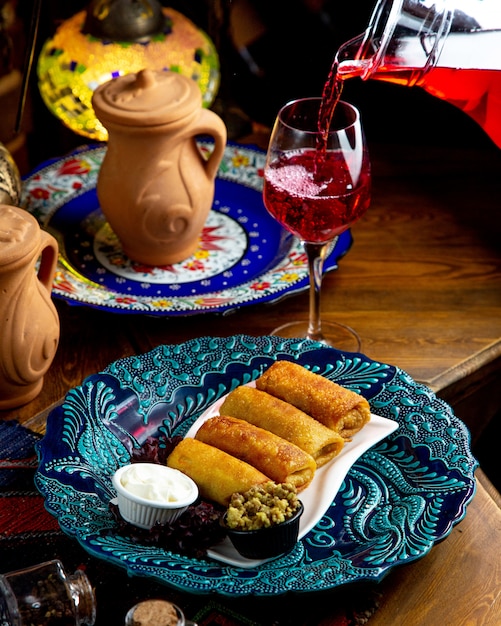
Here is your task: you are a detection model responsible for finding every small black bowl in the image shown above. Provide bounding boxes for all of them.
[222,502,304,560]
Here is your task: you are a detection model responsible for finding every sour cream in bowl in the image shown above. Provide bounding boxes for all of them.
[112,463,198,529]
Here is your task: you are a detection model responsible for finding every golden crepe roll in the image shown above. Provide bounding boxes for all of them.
[167,438,269,506]
[256,360,371,439]
[195,414,316,491]
[219,386,344,467]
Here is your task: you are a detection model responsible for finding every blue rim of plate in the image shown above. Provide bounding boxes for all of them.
[35,335,478,597]
[21,143,352,316]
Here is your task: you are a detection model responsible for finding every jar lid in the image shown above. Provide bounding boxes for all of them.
[92,69,202,127]
[0,205,40,266]
[125,599,184,626]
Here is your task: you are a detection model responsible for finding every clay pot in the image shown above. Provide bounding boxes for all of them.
[0,206,59,409]
[92,69,227,265]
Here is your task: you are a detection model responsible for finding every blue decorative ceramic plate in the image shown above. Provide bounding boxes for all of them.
[35,335,477,596]
[21,144,352,316]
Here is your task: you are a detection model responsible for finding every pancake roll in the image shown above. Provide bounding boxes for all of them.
[195,414,316,491]
[167,438,269,506]
[256,360,371,439]
[219,385,344,467]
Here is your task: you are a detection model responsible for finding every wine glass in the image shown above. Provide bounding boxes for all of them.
[262,97,371,350]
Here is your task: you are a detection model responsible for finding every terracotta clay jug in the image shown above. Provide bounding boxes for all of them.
[92,69,227,266]
[0,206,59,410]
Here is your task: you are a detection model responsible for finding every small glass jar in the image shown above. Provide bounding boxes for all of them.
[0,560,96,626]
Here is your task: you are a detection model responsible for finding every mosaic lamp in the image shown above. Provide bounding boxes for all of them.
[37,0,220,142]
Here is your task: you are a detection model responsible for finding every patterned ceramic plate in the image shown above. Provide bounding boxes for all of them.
[35,335,477,596]
[22,144,352,315]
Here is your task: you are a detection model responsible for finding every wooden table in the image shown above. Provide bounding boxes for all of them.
[2,138,501,624]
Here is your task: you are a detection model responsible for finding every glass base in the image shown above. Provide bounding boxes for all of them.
[271,320,361,352]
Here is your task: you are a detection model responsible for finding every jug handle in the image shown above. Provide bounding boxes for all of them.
[192,109,228,181]
[37,230,59,293]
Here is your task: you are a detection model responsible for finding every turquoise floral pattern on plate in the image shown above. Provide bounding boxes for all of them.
[21,144,352,315]
[35,335,477,596]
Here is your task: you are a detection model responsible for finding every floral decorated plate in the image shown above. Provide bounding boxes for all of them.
[22,144,352,315]
[35,335,477,596]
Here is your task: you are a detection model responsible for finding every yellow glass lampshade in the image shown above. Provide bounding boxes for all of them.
[37,7,220,141]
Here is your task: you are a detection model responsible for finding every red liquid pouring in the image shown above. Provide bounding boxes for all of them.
[264,56,370,244]
[316,59,344,157]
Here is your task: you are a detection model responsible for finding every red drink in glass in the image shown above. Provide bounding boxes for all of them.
[263,149,371,244]
[262,98,370,348]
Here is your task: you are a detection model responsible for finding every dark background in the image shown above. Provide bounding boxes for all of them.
[14,0,495,171]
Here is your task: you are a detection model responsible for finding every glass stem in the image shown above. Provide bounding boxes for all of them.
[304,241,330,343]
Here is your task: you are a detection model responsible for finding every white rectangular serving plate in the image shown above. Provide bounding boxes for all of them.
[185,390,399,569]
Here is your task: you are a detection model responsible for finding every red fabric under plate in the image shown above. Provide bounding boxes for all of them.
[0,493,60,535]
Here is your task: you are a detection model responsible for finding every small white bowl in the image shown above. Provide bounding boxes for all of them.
[112,463,198,529]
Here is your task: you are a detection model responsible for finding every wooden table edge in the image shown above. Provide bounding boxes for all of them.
[426,339,501,393]
[476,467,501,509]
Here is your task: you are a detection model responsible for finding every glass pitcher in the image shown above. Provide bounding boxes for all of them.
[336,0,501,148]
